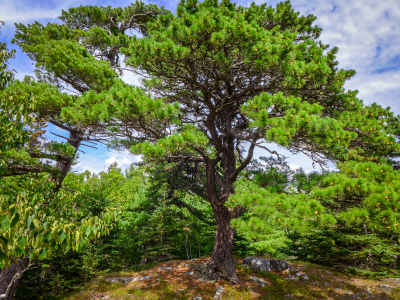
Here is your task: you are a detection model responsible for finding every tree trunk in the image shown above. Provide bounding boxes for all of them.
[54,132,82,182]
[0,259,28,300]
[53,131,82,192]
[197,156,246,283]
[201,204,239,283]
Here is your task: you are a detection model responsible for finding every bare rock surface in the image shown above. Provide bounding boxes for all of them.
[379,284,394,290]
[105,275,153,284]
[335,288,354,295]
[184,270,216,283]
[250,276,269,287]
[242,256,290,273]
[213,286,224,300]
[285,276,299,281]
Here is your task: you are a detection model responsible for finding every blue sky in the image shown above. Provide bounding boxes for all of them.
[1,0,399,174]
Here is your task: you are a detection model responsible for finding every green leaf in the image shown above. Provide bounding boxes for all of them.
[105,214,111,224]
[10,206,18,216]
[33,219,40,229]
[58,230,67,242]
[0,249,7,261]
[85,225,91,237]
[39,249,47,260]
[0,236,8,247]
[10,213,19,228]
[17,236,27,249]
[30,248,40,260]
[42,221,48,229]
[0,215,11,230]
[26,215,34,230]
[51,226,59,238]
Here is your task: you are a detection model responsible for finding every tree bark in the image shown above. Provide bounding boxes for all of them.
[0,258,29,300]
[196,125,249,283]
[202,203,238,283]
[54,131,82,189]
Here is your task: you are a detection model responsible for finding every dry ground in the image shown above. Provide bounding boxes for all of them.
[62,257,400,300]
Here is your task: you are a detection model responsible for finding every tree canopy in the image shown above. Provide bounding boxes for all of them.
[61,0,398,282]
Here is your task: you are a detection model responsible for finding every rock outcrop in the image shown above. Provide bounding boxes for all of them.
[242,257,290,273]
[250,276,269,287]
[213,286,224,300]
[104,275,153,284]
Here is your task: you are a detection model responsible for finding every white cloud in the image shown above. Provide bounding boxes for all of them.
[73,150,141,174]
[121,69,142,86]
[73,155,108,174]
[0,0,137,24]
[105,151,142,168]
[252,142,328,173]
[0,0,74,24]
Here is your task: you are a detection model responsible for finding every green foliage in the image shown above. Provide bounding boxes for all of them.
[0,22,36,155]
[284,229,400,272]
[230,177,336,255]
[13,162,218,298]
[345,267,388,278]
[281,160,400,272]
[239,157,400,271]
[64,162,217,264]
[0,174,119,268]
[0,21,15,90]
[107,0,396,164]
[314,161,400,234]
[228,154,400,272]
[15,252,93,299]
[249,156,295,193]
[126,162,216,262]
[54,0,395,178]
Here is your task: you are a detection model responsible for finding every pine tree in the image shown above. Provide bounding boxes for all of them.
[7,1,168,189]
[65,0,398,282]
[314,161,400,269]
[230,157,330,256]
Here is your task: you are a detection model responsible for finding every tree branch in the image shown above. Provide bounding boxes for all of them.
[49,131,68,140]
[229,140,256,183]
[60,186,100,203]
[80,143,98,149]
[47,120,76,133]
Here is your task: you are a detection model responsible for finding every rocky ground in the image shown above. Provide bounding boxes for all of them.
[62,257,400,300]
